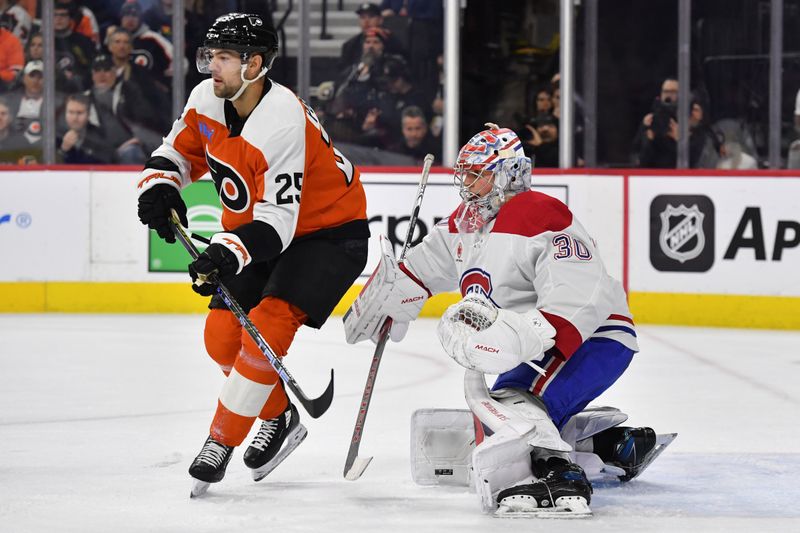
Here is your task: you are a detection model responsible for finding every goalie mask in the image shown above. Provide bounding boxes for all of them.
[196,13,279,101]
[453,123,532,233]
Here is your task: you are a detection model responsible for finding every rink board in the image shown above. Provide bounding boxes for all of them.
[0,168,798,328]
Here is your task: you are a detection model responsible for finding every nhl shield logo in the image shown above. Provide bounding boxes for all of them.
[650,194,715,272]
[659,204,705,263]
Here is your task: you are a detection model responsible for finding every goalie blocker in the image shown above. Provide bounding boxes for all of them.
[344,235,431,345]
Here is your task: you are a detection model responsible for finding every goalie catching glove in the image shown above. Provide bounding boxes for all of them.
[437,294,557,374]
[343,235,430,344]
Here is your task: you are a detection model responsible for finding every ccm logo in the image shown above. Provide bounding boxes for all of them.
[402,296,425,304]
[474,344,499,353]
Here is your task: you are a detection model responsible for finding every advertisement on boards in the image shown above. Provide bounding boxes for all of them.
[0,172,91,280]
[630,177,800,296]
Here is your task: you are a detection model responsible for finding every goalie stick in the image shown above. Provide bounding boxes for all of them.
[344,153,434,480]
[169,210,334,419]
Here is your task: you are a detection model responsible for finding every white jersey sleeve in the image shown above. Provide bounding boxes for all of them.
[402,217,461,294]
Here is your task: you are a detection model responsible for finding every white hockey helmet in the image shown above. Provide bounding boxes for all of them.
[454,123,532,211]
[453,123,532,232]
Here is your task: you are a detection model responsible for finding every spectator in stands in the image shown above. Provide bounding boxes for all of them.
[0,19,24,89]
[521,113,559,168]
[116,0,174,94]
[57,93,115,163]
[380,0,443,94]
[0,95,34,163]
[688,99,721,168]
[633,79,720,168]
[55,1,96,92]
[5,60,45,150]
[631,78,679,167]
[106,26,169,131]
[330,28,388,145]
[60,0,101,45]
[339,2,404,72]
[387,105,441,163]
[85,53,147,163]
[375,54,431,147]
[1,1,31,48]
[534,87,553,116]
[24,31,41,60]
[142,0,206,90]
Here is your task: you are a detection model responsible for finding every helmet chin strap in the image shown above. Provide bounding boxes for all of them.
[226,63,269,102]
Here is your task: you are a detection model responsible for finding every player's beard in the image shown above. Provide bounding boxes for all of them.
[213,79,243,100]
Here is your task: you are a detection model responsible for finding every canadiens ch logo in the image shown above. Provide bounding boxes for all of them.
[460,268,494,300]
[658,204,705,263]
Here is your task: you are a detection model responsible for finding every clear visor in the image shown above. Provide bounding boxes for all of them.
[196,47,246,74]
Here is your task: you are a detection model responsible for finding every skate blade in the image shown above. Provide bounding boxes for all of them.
[344,455,373,481]
[251,424,308,482]
[495,496,592,519]
[623,432,678,482]
[189,480,210,499]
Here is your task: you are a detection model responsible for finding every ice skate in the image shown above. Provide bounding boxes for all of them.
[495,457,593,519]
[594,426,677,481]
[244,402,308,482]
[188,436,235,498]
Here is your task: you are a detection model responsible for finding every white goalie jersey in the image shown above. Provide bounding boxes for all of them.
[403,190,638,360]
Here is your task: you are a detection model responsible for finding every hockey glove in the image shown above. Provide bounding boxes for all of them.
[188,243,240,296]
[437,294,556,374]
[343,235,430,344]
[137,184,188,244]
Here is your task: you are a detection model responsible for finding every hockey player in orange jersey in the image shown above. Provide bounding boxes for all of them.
[136,13,369,492]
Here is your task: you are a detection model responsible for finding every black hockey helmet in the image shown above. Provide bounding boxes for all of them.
[201,13,278,67]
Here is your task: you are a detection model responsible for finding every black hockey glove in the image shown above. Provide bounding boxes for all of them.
[137,184,188,244]
[188,243,239,296]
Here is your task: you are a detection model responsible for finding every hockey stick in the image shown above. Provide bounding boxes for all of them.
[344,153,434,480]
[168,210,334,419]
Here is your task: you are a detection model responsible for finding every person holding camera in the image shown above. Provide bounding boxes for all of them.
[633,77,680,168]
[520,113,559,168]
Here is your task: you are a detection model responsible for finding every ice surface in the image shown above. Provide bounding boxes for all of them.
[1,315,799,532]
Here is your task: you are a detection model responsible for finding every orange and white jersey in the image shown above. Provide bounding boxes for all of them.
[137,78,368,268]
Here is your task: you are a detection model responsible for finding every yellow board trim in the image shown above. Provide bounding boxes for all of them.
[628,292,800,330]
[2,283,798,330]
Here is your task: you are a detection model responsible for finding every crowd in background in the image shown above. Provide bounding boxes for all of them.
[2,0,800,169]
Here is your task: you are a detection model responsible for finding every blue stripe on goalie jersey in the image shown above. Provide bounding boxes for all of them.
[594,325,637,337]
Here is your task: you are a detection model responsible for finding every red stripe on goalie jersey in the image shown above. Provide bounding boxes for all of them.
[172,99,367,235]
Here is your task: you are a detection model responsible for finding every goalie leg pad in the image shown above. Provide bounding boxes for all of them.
[410,409,475,486]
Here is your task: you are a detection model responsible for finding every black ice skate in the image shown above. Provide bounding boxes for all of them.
[188,436,235,498]
[496,457,592,518]
[243,402,308,482]
[594,426,677,481]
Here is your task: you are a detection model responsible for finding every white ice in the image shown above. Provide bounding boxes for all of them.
[1,315,799,532]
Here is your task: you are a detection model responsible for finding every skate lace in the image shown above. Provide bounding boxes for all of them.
[250,419,279,451]
[197,440,229,468]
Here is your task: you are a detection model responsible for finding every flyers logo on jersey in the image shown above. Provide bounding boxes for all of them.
[460,268,493,298]
[205,147,251,213]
